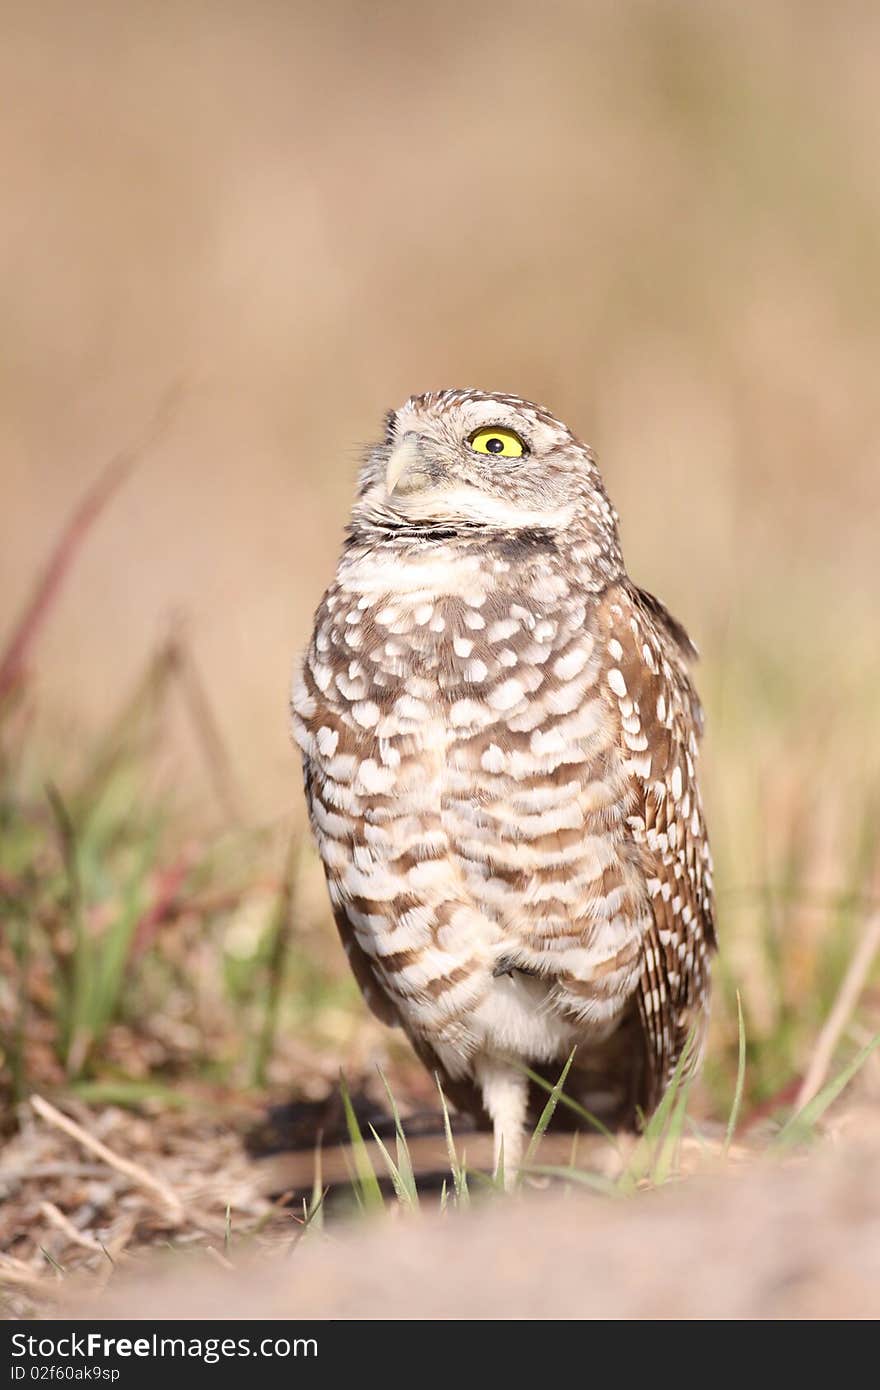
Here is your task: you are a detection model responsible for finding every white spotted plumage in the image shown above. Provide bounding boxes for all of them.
[292,388,716,1180]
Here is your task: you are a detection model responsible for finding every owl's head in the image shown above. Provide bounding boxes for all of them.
[351,389,621,559]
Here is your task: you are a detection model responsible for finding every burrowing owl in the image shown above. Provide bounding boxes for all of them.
[292,389,715,1177]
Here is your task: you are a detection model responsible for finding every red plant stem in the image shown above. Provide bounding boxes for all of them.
[130,857,193,959]
[0,387,181,702]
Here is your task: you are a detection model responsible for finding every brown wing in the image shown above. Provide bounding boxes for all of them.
[597,583,716,1110]
[302,759,401,1029]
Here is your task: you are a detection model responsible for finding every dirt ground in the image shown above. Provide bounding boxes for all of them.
[3,1074,880,1320]
[94,1134,880,1320]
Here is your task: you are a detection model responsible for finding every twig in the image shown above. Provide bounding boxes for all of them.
[1,1162,115,1183]
[0,1253,76,1301]
[0,1253,47,1275]
[796,912,880,1111]
[39,1202,105,1253]
[30,1094,186,1224]
[0,1265,61,1296]
[0,384,182,702]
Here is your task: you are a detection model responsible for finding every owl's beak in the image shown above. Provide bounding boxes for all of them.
[385,433,430,496]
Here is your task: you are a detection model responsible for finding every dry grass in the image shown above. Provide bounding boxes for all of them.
[1,0,880,1320]
[0,1095,283,1312]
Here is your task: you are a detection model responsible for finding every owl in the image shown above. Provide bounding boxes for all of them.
[291,389,715,1180]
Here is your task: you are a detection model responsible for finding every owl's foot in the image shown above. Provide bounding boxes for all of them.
[475,1056,528,1191]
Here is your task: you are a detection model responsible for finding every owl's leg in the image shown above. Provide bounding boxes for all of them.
[475,1056,528,1191]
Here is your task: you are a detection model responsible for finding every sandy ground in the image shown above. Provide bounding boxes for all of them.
[3,1083,879,1321]
[86,1124,880,1320]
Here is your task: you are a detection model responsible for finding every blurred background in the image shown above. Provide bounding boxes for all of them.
[2,0,879,1121]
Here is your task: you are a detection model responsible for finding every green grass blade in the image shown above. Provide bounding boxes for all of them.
[521,1164,620,1196]
[435,1073,469,1206]
[251,834,300,1088]
[522,1048,576,1172]
[376,1067,419,1208]
[40,1248,66,1275]
[723,990,747,1156]
[338,1072,383,1211]
[620,1029,698,1192]
[308,1140,325,1233]
[494,1136,505,1192]
[89,854,152,1040]
[650,1080,691,1185]
[369,1125,417,1209]
[68,1080,191,1108]
[304,1187,327,1233]
[518,1061,618,1148]
[46,782,85,1068]
[773,1033,880,1150]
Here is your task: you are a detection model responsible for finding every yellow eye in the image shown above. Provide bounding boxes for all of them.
[468,428,526,459]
